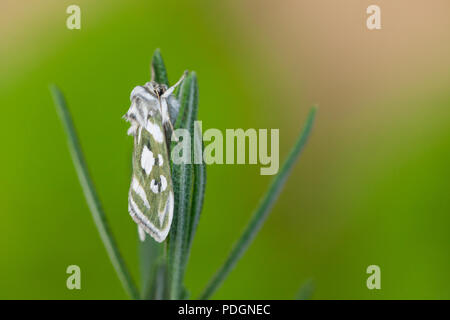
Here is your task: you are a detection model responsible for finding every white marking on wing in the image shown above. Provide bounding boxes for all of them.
[129,194,145,218]
[127,124,138,136]
[129,196,166,243]
[160,175,167,192]
[138,127,142,143]
[157,154,164,166]
[160,97,171,126]
[130,86,155,102]
[145,119,164,143]
[126,99,146,126]
[141,146,155,176]
[131,177,150,209]
[150,179,159,194]
[158,191,174,227]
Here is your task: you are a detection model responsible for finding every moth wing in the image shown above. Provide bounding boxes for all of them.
[167,94,180,125]
[128,112,174,243]
[124,86,160,131]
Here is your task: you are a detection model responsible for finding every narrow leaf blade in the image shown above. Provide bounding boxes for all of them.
[50,85,139,300]
[152,49,169,86]
[167,73,198,299]
[184,131,206,266]
[139,237,164,299]
[199,107,317,299]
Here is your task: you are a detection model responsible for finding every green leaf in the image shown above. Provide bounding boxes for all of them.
[199,107,318,299]
[296,278,315,300]
[151,262,168,300]
[152,49,169,86]
[138,237,163,299]
[167,72,198,299]
[181,287,191,300]
[50,85,139,300]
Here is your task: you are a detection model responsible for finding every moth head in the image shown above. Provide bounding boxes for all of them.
[125,86,156,124]
[147,81,168,98]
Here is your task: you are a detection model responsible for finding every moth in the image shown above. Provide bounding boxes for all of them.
[124,67,186,242]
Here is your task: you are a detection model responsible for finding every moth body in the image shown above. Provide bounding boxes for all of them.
[124,72,186,242]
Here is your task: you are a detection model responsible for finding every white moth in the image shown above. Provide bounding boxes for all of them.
[124,68,186,242]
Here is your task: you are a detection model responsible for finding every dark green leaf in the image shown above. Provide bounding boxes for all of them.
[199,107,317,299]
[183,135,206,267]
[152,49,169,86]
[138,236,164,299]
[167,72,198,299]
[50,85,139,300]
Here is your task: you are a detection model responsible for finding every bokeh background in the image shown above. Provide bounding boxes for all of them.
[1,0,449,299]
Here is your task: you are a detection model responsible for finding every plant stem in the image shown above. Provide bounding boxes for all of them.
[50,85,139,300]
[296,278,315,300]
[199,107,317,299]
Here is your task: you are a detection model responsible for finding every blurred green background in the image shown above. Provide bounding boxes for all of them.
[1,0,449,299]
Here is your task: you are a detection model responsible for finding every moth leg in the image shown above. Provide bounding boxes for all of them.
[138,225,146,242]
[167,122,179,142]
[165,112,175,132]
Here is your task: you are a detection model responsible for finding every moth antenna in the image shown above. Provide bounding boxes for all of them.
[167,120,174,131]
[151,64,155,82]
[138,225,146,242]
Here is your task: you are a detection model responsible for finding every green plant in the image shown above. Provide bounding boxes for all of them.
[50,49,317,300]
